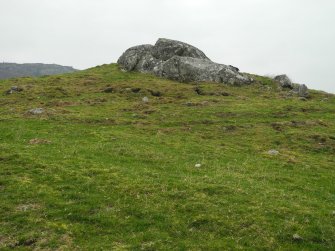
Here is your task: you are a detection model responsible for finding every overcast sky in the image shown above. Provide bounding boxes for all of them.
[0,0,334,93]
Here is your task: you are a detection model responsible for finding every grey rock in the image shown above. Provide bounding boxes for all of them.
[296,84,309,97]
[275,74,309,97]
[274,74,293,88]
[229,65,240,72]
[142,96,149,103]
[267,149,279,155]
[291,83,309,98]
[117,44,160,73]
[11,86,23,92]
[161,56,251,85]
[5,86,24,95]
[152,38,209,61]
[118,38,253,85]
[28,108,44,115]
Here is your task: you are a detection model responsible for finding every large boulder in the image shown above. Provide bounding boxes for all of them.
[117,38,253,85]
[274,74,293,88]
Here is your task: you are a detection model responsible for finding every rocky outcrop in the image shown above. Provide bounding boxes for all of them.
[274,74,309,97]
[118,38,253,85]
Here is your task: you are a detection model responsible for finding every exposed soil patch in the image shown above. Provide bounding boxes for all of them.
[148,89,162,97]
[215,112,237,118]
[85,98,107,105]
[16,203,41,212]
[184,101,210,107]
[29,138,52,145]
[131,87,141,93]
[15,238,37,247]
[308,134,335,153]
[222,125,238,132]
[47,101,78,107]
[271,120,328,131]
[103,87,114,93]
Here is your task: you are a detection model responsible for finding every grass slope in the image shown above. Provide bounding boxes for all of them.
[0,64,334,250]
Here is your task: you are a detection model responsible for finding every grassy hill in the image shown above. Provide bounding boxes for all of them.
[0,64,334,250]
[0,63,77,80]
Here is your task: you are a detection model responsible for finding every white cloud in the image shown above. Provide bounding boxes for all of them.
[0,0,334,92]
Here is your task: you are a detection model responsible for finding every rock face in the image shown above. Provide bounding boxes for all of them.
[118,38,253,85]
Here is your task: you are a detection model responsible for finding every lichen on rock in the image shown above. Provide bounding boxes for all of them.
[118,38,253,85]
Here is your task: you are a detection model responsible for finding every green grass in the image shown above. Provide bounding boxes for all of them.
[0,64,334,250]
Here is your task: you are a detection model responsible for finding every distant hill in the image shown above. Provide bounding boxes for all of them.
[0,62,78,79]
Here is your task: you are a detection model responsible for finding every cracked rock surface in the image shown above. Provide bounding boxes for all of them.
[118,38,253,85]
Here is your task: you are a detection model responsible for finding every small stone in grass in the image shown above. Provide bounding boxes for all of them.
[142,96,149,103]
[195,163,202,168]
[28,108,44,115]
[267,149,279,155]
[5,86,24,95]
[292,234,303,241]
